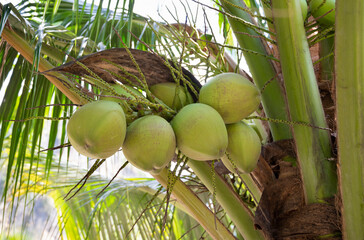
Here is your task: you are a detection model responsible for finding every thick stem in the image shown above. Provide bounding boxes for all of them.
[319,36,334,81]
[188,160,265,240]
[271,0,337,203]
[336,0,364,238]
[152,168,236,240]
[219,0,291,141]
[240,173,261,202]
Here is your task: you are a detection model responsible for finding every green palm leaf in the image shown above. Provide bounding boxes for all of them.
[0,139,210,239]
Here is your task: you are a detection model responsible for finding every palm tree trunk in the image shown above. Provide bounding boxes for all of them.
[336,0,364,238]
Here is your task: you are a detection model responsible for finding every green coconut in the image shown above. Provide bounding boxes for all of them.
[221,121,261,174]
[67,100,126,159]
[171,103,228,161]
[309,0,335,26]
[150,82,193,110]
[101,83,144,112]
[199,73,261,124]
[122,115,176,174]
[300,0,308,20]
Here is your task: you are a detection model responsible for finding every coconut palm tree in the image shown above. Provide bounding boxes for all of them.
[1,0,363,239]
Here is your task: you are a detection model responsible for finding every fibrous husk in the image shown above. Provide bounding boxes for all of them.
[253,142,341,240]
[45,48,201,100]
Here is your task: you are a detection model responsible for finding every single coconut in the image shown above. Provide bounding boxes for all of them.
[171,103,228,161]
[101,83,144,112]
[150,82,193,110]
[122,115,176,174]
[199,73,261,124]
[300,0,308,20]
[221,121,261,174]
[67,100,126,159]
[309,0,335,26]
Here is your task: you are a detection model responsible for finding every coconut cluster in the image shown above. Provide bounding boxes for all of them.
[66,73,262,175]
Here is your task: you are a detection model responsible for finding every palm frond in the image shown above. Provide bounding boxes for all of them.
[1,143,210,240]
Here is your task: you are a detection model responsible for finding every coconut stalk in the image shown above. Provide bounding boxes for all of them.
[152,168,236,240]
[336,0,364,238]
[271,0,337,203]
[188,160,265,240]
[219,0,291,141]
[240,173,261,202]
[319,36,334,81]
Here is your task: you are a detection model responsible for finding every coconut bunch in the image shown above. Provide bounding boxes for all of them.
[67,73,263,175]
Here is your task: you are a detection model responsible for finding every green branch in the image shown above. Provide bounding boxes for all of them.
[319,36,334,81]
[336,0,364,238]
[271,0,337,203]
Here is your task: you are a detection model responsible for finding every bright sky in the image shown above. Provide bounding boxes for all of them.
[132,0,218,30]
[3,0,219,32]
